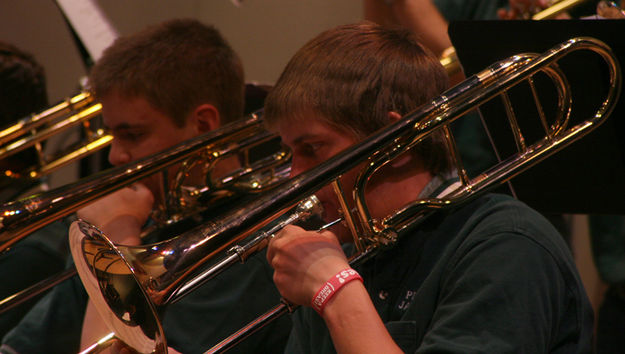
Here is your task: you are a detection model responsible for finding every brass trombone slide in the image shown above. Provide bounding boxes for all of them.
[0,113,290,314]
[0,91,111,181]
[72,37,620,353]
[532,0,591,19]
[0,114,269,253]
[0,92,94,146]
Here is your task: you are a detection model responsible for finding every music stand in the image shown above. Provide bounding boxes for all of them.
[449,19,625,215]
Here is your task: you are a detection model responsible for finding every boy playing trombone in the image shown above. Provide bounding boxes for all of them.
[264,22,593,353]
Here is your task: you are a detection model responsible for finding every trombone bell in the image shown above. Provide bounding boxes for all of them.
[70,221,166,353]
[70,195,324,353]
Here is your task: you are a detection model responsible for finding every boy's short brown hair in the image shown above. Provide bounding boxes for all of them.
[265,22,452,175]
[89,19,244,126]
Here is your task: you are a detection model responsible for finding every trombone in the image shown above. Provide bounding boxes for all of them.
[0,113,291,313]
[0,113,289,253]
[71,36,621,353]
[532,0,591,19]
[0,91,110,183]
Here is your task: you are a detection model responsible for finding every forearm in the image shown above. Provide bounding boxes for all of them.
[390,0,452,56]
[80,301,113,351]
[322,280,402,354]
[363,0,396,26]
[268,227,402,352]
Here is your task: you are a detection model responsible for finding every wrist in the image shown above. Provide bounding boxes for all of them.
[311,268,363,315]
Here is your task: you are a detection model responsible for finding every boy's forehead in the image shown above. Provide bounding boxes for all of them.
[101,92,161,128]
[277,118,355,147]
[102,108,165,133]
[276,116,327,137]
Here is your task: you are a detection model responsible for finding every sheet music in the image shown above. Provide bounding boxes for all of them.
[55,0,118,62]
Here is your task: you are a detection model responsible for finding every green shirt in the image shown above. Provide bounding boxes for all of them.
[285,193,593,353]
[0,219,69,340]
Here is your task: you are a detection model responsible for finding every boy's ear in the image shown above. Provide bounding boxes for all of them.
[387,111,402,123]
[191,104,220,133]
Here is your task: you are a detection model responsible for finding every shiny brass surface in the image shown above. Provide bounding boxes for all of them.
[77,37,621,353]
[0,92,94,145]
[0,113,291,315]
[439,46,462,77]
[0,113,288,253]
[72,195,323,353]
[0,91,111,182]
[532,0,591,19]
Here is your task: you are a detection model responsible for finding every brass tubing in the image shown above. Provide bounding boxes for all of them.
[0,268,76,314]
[0,103,103,159]
[0,92,94,146]
[532,0,591,19]
[0,117,265,253]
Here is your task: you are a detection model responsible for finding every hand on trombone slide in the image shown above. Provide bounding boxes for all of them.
[76,183,154,246]
[267,224,349,307]
[267,223,402,353]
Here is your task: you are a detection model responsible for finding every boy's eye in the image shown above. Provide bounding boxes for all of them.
[300,142,323,157]
[116,130,146,142]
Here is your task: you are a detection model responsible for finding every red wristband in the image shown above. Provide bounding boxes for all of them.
[311,268,363,315]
